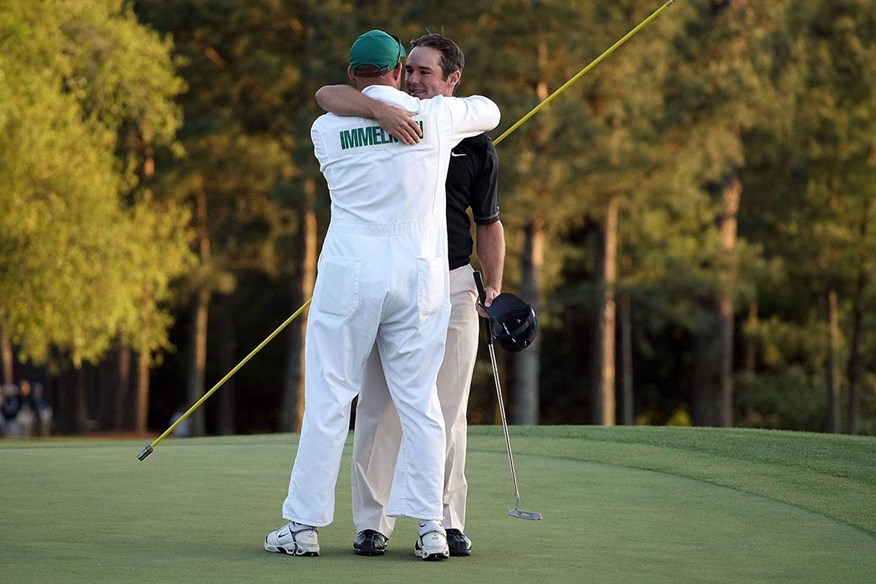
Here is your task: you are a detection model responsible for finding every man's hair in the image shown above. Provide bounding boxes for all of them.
[410,33,465,80]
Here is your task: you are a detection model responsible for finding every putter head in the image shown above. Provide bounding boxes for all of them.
[137,445,154,461]
[509,509,543,521]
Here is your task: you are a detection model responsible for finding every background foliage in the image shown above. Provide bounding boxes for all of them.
[1,0,874,435]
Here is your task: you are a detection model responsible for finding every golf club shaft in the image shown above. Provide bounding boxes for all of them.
[487,338,523,507]
[493,0,677,147]
[138,298,312,460]
[473,271,523,504]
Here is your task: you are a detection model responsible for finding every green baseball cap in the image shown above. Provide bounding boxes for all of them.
[349,30,406,75]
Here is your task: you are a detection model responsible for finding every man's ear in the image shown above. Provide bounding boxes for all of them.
[448,70,462,93]
[347,65,356,83]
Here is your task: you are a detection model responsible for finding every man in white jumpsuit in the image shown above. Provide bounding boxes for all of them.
[315,33,504,558]
[264,29,500,561]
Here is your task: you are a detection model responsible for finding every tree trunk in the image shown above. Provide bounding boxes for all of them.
[846,274,864,436]
[135,350,150,434]
[717,174,740,427]
[75,366,89,434]
[620,293,634,425]
[52,366,70,435]
[216,293,236,435]
[135,298,153,434]
[693,170,741,427]
[827,289,842,434]
[186,191,212,436]
[693,307,721,427]
[846,199,870,435]
[744,303,758,371]
[513,218,544,425]
[592,196,618,426]
[718,295,735,427]
[282,178,317,432]
[187,287,210,436]
[0,321,12,385]
[113,345,132,430]
[509,36,550,427]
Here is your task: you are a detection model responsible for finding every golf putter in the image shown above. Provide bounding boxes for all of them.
[473,271,543,521]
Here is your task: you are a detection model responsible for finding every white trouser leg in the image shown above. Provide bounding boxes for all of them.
[437,264,479,530]
[377,241,450,521]
[282,253,380,527]
[351,346,401,537]
[379,299,449,521]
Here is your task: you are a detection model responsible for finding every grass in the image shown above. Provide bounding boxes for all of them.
[1,426,874,583]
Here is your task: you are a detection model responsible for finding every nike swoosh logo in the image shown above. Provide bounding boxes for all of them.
[450,152,466,157]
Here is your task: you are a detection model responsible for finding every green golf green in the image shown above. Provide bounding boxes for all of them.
[1,426,873,583]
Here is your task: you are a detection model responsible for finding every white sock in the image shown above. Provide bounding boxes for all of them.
[289,521,314,531]
[417,520,444,536]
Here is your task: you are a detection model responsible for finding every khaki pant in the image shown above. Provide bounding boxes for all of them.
[352,264,479,537]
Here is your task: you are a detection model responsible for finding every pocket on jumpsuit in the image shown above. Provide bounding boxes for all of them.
[417,256,447,317]
[315,256,361,316]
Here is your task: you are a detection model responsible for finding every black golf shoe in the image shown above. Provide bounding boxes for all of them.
[353,529,388,556]
[446,528,472,556]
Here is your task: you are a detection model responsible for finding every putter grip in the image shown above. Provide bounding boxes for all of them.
[472,271,493,346]
[473,270,487,304]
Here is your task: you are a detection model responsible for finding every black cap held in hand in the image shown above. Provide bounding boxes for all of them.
[483,293,538,353]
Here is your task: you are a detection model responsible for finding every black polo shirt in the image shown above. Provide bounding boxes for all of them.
[446,133,500,270]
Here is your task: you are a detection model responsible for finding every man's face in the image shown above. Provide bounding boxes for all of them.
[405,46,459,99]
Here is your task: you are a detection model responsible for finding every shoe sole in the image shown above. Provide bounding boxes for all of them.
[415,547,450,561]
[449,549,471,557]
[416,551,449,561]
[265,542,319,557]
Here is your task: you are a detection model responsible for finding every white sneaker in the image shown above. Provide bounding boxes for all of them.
[414,529,449,561]
[264,522,319,557]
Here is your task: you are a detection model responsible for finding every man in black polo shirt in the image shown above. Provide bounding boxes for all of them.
[315,32,505,558]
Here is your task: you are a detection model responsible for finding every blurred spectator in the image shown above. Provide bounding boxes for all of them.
[170,405,192,438]
[32,382,53,437]
[2,384,21,438]
[17,380,36,437]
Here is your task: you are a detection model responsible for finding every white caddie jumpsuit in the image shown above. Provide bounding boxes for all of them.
[281,85,500,526]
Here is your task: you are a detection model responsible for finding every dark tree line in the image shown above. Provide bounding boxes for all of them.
[2,0,874,436]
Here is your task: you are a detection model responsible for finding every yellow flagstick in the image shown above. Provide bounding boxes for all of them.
[493,0,677,147]
[137,298,312,460]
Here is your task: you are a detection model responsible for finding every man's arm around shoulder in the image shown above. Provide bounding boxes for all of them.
[442,94,501,137]
[315,85,422,145]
